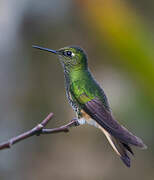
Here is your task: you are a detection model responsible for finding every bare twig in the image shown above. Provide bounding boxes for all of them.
[0,113,79,150]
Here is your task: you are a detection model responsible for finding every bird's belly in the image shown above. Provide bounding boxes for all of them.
[77,109,99,128]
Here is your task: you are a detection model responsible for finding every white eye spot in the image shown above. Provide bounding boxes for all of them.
[72,52,75,57]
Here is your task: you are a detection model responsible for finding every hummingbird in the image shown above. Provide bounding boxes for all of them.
[33,45,147,167]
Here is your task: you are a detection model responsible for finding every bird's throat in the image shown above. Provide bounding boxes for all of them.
[68,68,89,83]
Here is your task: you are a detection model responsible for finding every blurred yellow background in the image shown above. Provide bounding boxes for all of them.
[0,0,153,179]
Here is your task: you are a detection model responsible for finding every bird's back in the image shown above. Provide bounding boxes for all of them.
[70,69,110,111]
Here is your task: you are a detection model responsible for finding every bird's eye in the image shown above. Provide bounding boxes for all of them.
[65,51,72,57]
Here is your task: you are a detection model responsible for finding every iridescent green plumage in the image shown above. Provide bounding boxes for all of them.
[33,45,147,167]
[58,46,110,114]
[70,68,109,106]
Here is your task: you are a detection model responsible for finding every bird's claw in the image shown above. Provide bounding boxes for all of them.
[70,118,80,127]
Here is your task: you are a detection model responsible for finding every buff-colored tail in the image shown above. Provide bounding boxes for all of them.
[99,126,134,167]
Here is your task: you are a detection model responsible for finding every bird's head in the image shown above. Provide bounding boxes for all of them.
[33,45,88,71]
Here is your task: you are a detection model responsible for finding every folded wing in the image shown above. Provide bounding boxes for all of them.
[83,98,146,149]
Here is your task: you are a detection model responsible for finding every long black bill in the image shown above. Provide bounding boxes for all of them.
[32,45,57,54]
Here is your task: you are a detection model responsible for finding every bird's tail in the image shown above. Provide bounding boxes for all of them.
[99,126,135,167]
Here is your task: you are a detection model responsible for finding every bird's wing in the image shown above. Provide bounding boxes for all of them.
[79,94,146,148]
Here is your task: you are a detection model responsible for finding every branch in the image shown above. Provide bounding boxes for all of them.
[0,113,79,150]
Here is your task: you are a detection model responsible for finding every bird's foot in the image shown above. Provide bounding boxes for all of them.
[70,118,80,127]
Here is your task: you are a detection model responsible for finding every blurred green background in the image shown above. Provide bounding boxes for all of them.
[0,0,153,179]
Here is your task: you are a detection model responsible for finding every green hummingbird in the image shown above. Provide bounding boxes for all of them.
[33,45,147,167]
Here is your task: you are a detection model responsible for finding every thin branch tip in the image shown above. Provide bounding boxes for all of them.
[0,112,79,150]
